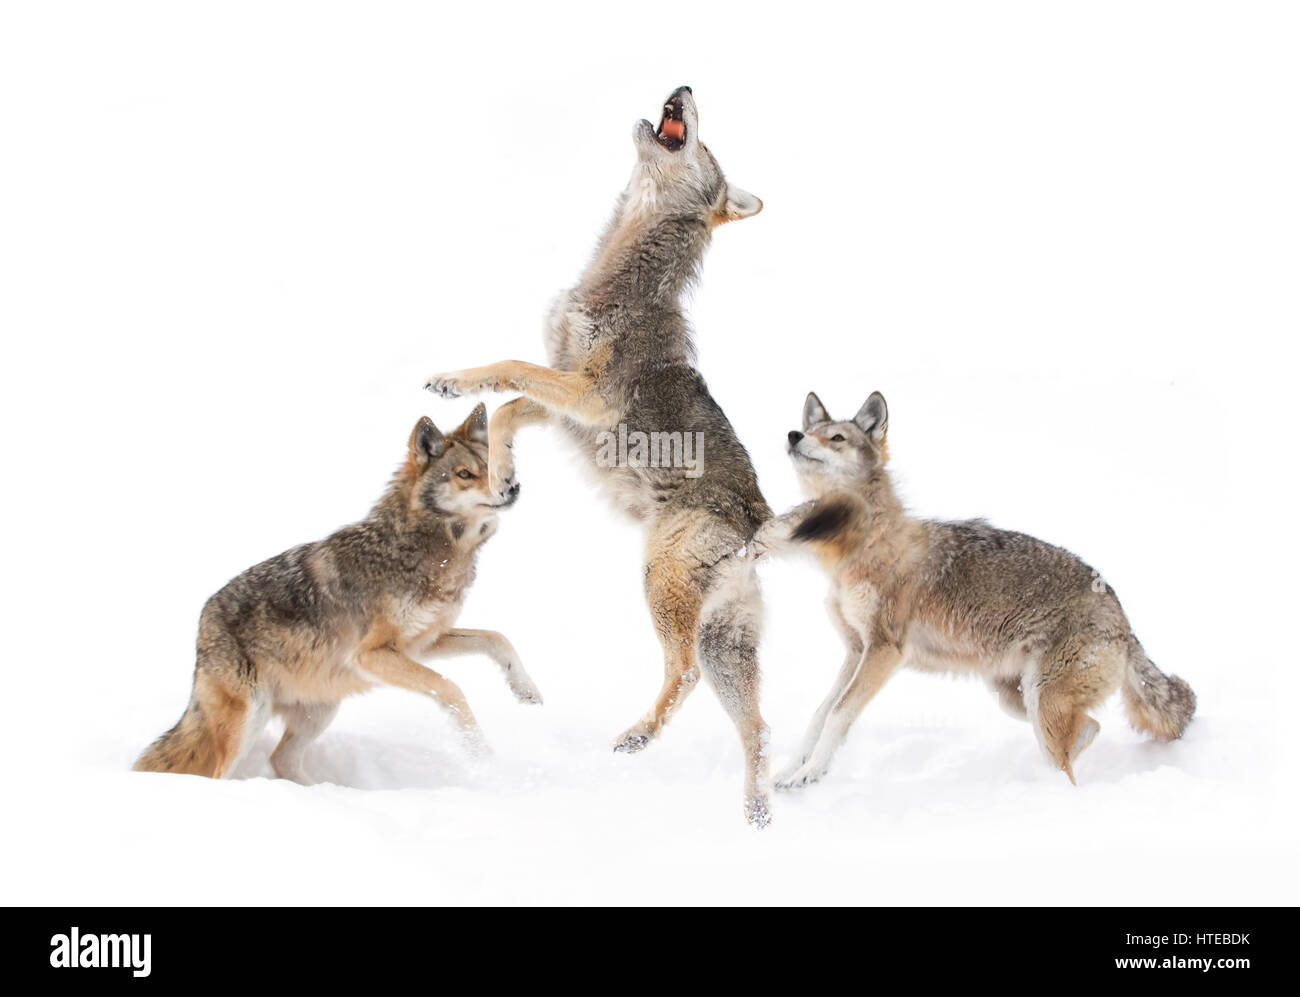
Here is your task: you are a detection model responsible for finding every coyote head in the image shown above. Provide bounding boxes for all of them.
[623,86,762,227]
[786,392,890,496]
[404,403,518,521]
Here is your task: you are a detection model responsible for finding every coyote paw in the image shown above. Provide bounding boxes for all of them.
[613,727,651,753]
[491,478,521,508]
[773,760,825,792]
[271,763,314,786]
[510,681,543,706]
[461,729,494,760]
[489,465,518,492]
[424,372,468,398]
[745,795,773,829]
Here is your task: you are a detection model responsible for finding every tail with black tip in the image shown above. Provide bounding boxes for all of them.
[791,495,859,544]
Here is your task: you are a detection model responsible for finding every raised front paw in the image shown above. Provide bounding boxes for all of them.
[489,470,521,508]
[424,372,469,398]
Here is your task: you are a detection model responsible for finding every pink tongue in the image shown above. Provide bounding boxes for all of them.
[660,118,685,141]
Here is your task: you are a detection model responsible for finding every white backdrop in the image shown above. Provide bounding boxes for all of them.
[2,1,1296,904]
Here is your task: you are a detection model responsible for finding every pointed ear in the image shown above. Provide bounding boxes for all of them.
[717,182,763,223]
[453,402,489,446]
[409,416,445,465]
[803,391,830,430]
[853,392,888,443]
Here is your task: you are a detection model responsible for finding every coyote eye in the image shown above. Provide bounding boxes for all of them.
[831,434,845,443]
[456,469,475,480]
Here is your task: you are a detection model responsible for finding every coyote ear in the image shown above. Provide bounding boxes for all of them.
[718,182,763,222]
[803,391,830,430]
[455,402,489,446]
[853,392,888,443]
[410,417,446,465]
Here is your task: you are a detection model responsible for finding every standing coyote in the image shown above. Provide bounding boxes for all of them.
[424,86,774,825]
[758,391,1195,789]
[134,404,542,781]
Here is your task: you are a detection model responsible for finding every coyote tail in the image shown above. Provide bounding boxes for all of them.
[791,493,866,546]
[133,658,249,777]
[133,696,219,776]
[1123,637,1196,741]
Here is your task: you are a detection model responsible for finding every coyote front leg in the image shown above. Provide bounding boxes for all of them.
[487,395,549,501]
[774,601,865,788]
[425,361,615,426]
[418,628,543,705]
[356,645,488,755]
[776,639,904,790]
[612,548,705,753]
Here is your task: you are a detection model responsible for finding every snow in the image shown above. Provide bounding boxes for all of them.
[2,1,1297,905]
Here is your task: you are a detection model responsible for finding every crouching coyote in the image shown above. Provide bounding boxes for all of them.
[135,404,541,781]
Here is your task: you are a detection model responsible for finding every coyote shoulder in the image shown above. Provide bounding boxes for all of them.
[759,390,1195,790]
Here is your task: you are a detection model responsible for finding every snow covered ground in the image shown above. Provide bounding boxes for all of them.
[2,2,1297,905]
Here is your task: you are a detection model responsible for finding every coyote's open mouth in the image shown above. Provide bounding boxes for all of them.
[656,93,687,152]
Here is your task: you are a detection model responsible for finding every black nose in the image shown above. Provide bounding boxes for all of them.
[788,430,804,445]
[673,85,692,97]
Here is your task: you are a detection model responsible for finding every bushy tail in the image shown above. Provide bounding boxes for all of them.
[133,698,220,775]
[1123,638,1195,741]
[790,493,869,552]
[133,662,250,777]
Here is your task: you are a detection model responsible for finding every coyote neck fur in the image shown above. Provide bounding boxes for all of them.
[581,210,711,315]
[860,466,907,540]
[812,467,912,576]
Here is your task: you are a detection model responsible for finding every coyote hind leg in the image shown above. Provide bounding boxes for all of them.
[989,676,1029,720]
[613,547,705,753]
[270,701,340,783]
[698,563,771,828]
[1028,641,1123,784]
[1034,686,1101,785]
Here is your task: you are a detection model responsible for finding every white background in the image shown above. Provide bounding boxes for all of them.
[2,1,1296,904]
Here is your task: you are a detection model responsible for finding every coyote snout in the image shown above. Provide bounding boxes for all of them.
[624,84,762,224]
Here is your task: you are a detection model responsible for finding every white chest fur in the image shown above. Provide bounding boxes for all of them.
[393,594,463,651]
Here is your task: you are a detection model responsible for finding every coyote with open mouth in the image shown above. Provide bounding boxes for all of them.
[425,86,773,825]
